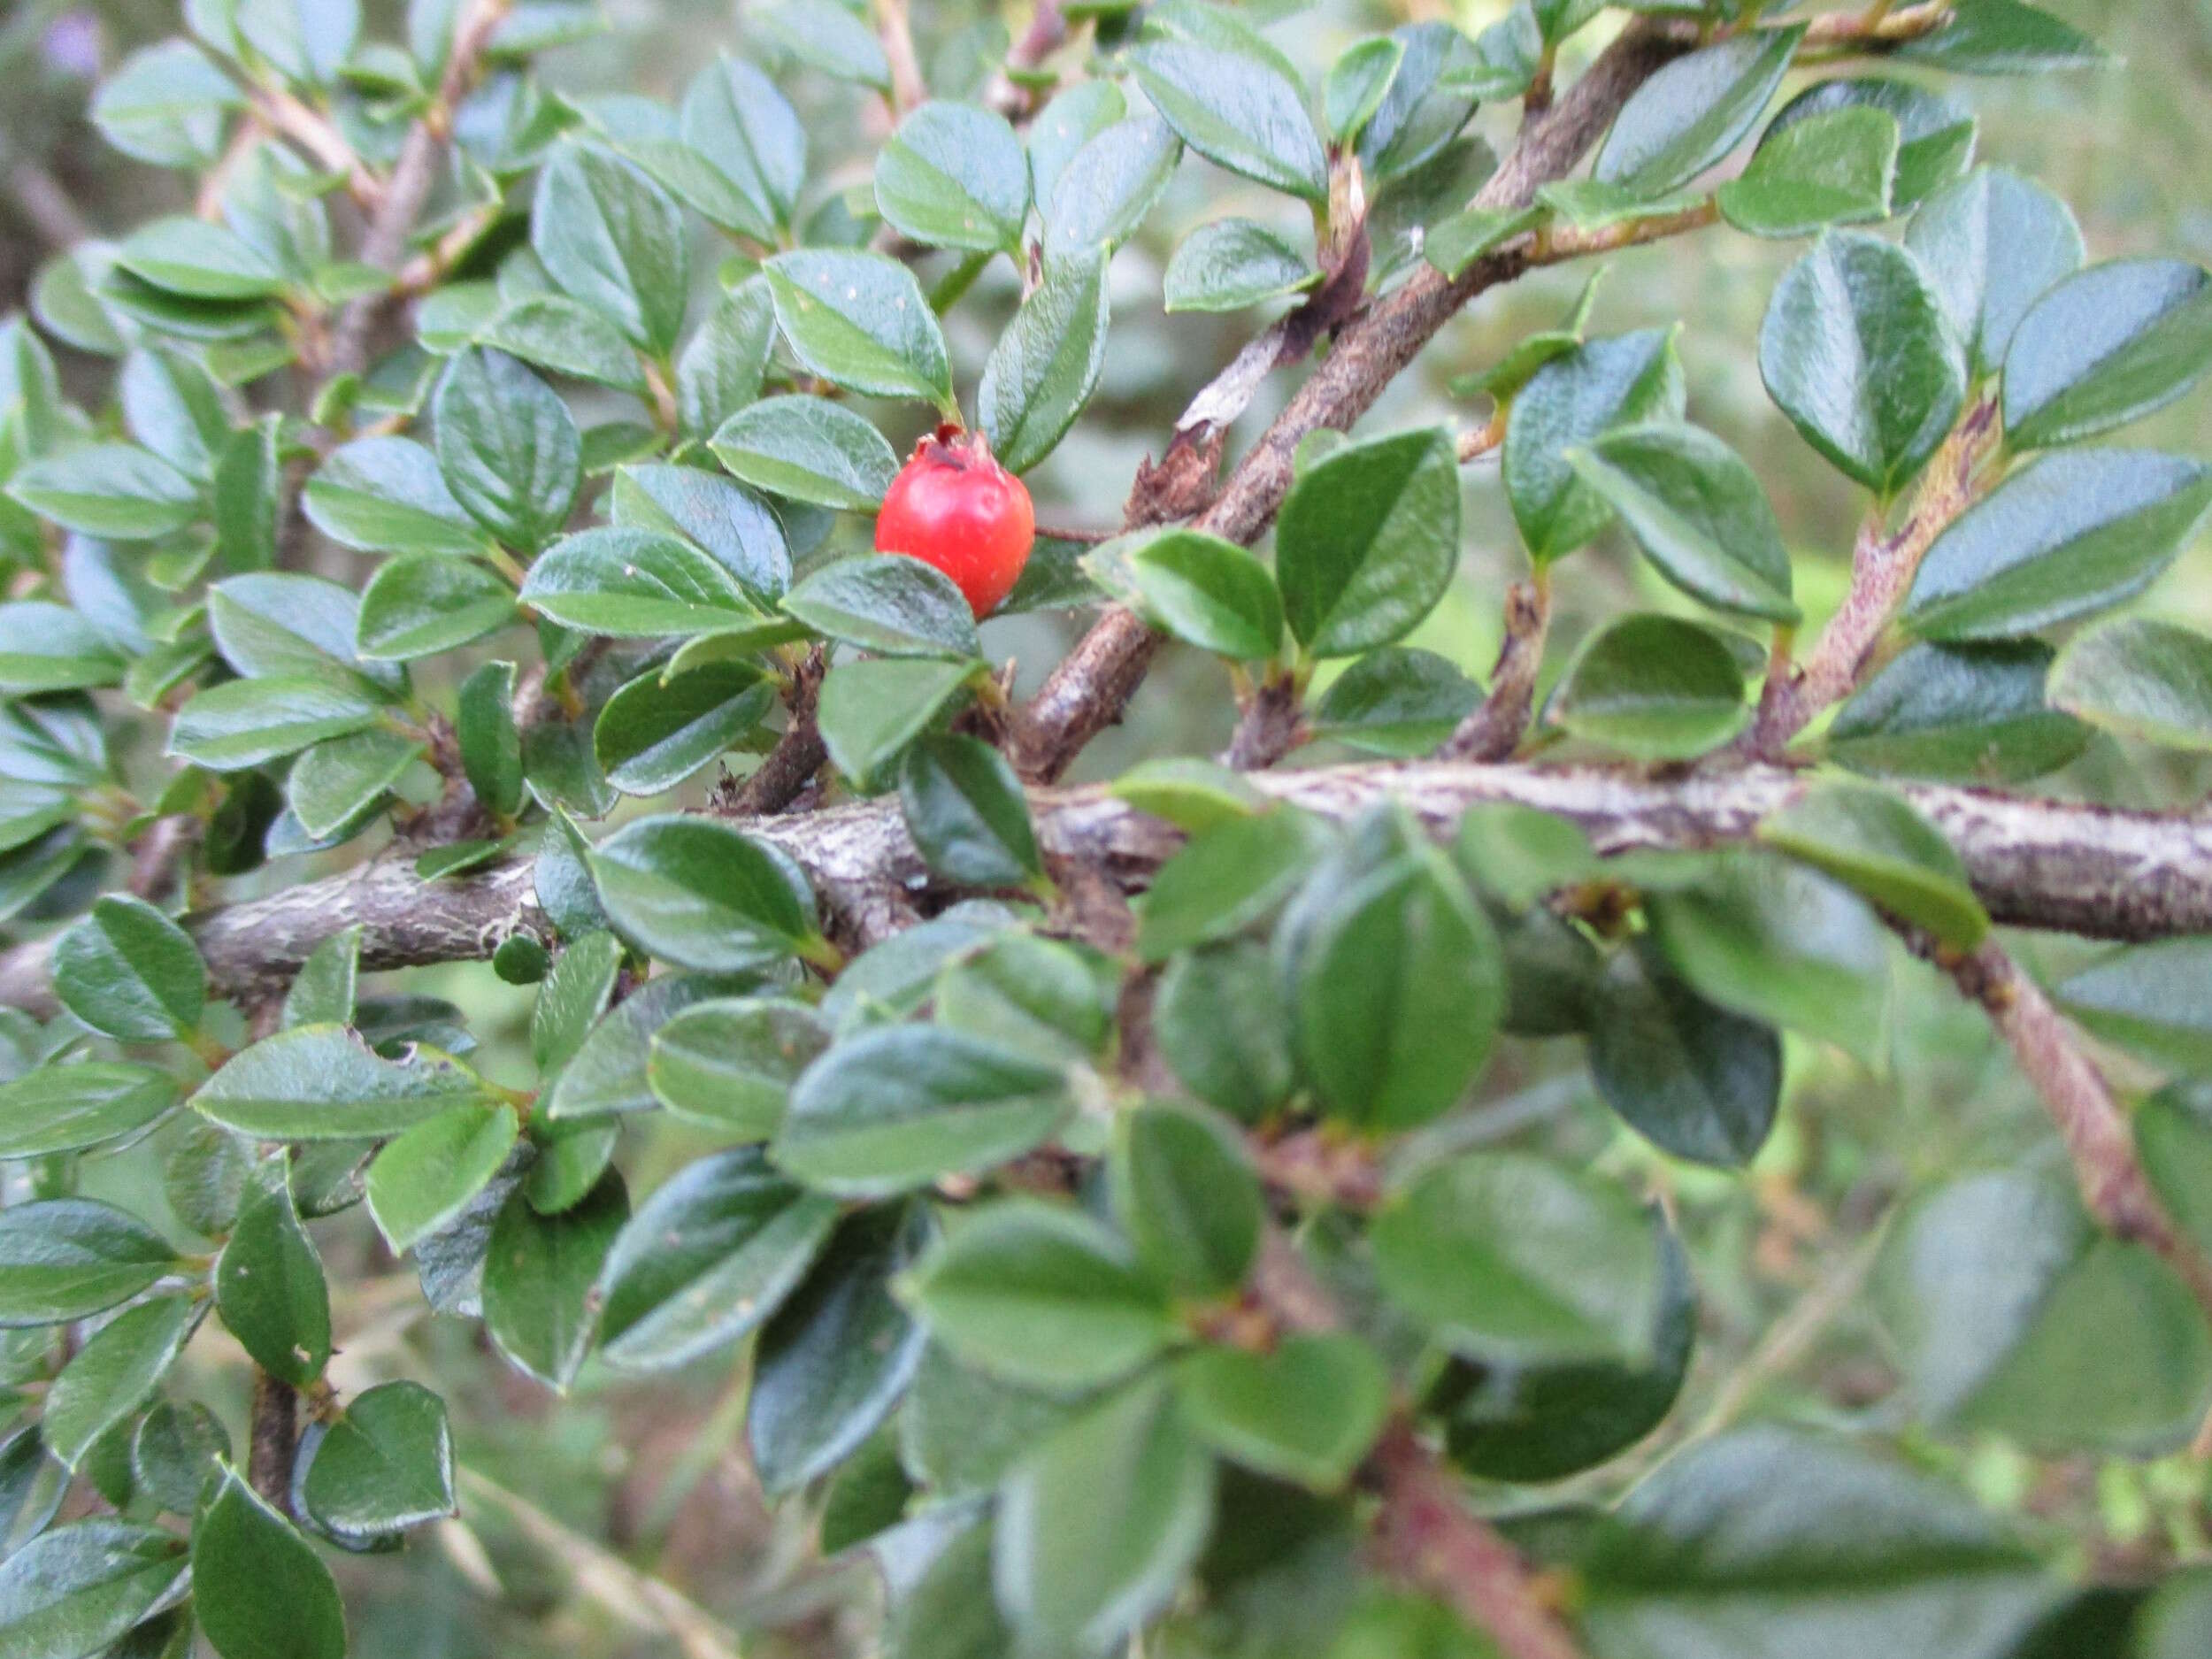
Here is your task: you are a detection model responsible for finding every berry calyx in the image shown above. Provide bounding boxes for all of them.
[875,425,1034,618]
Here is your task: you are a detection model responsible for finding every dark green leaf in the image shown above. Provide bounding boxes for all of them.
[215,1158,331,1386]
[195,1024,498,1140]
[457,660,525,818]
[1136,809,1331,962]
[1758,779,1989,948]
[1277,427,1459,657]
[192,1466,347,1659]
[1550,613,1748,759]
[817,655,978,789]
[748,1203,927,1493]
[1154,941,1297,1122]
[773,1025,1070,1196]
[1895,0,2108,74]
[133,1400,229,1514]
[1127,40,1328,202]
[532,144,690,355]
[1110,1102,1260,1296]
[784,555,979,658]
[432,348,580,551]
[51,896,204,1042]
[1176,1333,1388,1493]
[365,1104,521,1254]
[979,253,1110,476]
[355,553,514,661]
[0,1519,187,1659]
[1758,230,1966,495]
[710,395,898,510]
[2049,617,2212,750]
[7,444,198,541]
[1505,327,1686,561]
[1826,641,2087,781]
[588,813,821,972]
[898,733,1041,888]
[875,102,1028,251]
[1767,76,1976,211]
[482,1171,626,1390]
[1569,423,1797,621]
[1377,1163,1663,1401]
[1590,940,1785,1165]
[1594,27,1805,197]
[612,463,791,605]
[1310,647,1480,757]
[520,527,757,637]
[764,251,953,411]
[1041,118,1182,263]
[1164,219,1318,314]
[300,1379,455,1539]
[2002,258,2212,449]
[1717,107,1898,240]
[908,1200,1173,1391]
[0,1201,178,1327]
[1903,449,2212,639]
[302,436,489,559]
[594,662,771,795]
[596,1147,837,1371]
[0,1063,175,1158]
[42,1296,200,1471]
[648,996,829,1133]
[1906,166,2082,377]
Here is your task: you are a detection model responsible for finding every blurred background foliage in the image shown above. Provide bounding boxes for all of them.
[6,1,2212,1653]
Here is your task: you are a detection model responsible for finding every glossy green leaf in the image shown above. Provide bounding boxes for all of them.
[1136,809,1331,962]
[1903,449,2212,639]
[1310,647,1479,757]
[1718,107,1898,239]
[520,527,757,637]
[784,554,979,658]
[1371,1152,1664,1369]
[432,348,580,552]
[588,813,820,972]
[875,102,1028,251]
[457,660,525,818]
[979,252,1110,476]
[678,280,776,439]
[303,435,490,559]
[481,1171,626,1390]
[748,1203,927,1493]
[764,250,953,411]
[1505,327,1686,561]
[1041,118,1182,263]
[1164,219,1318,314]
[1110,1102,1260,1296]
[898,733,1042,889]
[1826,641,2088,782]
[42,1296,200,1471]
[1594,27,1805,196]
[594,662,770,795]
[133,1399,229,1514]
[1550,613,1748,759]
[1590,939,1785,1165]
[0,1200,179,1327]
[1153,941,1297,1122]
[192,1466,347,1659]
[1895,0,2108,74]
[1767,77,1976,211]
[648,996,829,1134]
[51,895,204,1042]
[215,1159,331,1386]
[195,1024,498,1140]
[2048,618,2212,750]
[612,462,792,605]
[817,655,978,790]
[7,444,198,541]
[2003,258,2212,449]
[908,1200,1173,1391]
[773,1025,1070,1196]
[596,1146,838,1371]
[365,1104,521,1254]
[355,553,514,661]
[1759,230,1966,495]
[532,143,689,354]
[0,1519,187,1659]
[300,1379,455,1539]
[2055,940,2212,1072]
[1570,423,1798,621]
[710,395,898,510]
[1277,427,1459,657]
[0,1063,175,1158]
[1324,35,1406,147]
[680,56,805,234]
[1294,841,1504,1131]
[1758,779,1989,949]
[1127,40,1327,202]
[1906,166,2082,377]
[543,969,741,1120]
[118,216,286,299]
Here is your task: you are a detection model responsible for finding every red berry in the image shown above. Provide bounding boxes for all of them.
[875,425,1034,618]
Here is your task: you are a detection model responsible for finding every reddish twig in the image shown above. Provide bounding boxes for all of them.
[1444,573,1553,762]
[248,1368,299,1515]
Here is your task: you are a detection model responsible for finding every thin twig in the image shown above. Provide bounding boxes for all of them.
[872,0,927,118]
[251,88,383,211]
[248,1368,299,1515]
[1933,937,2212,1323]
[1738,396,2000,760]
[1444,572,1553,761]
[4,161,92,250]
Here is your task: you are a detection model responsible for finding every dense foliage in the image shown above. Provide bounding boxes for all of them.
[1,0,2212,1655]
